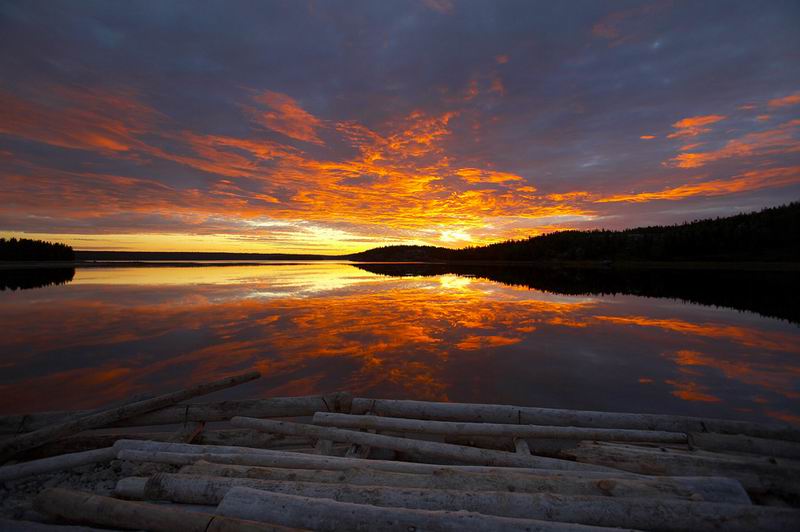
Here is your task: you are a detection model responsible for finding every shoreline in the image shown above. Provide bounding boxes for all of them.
[2,259,800,271]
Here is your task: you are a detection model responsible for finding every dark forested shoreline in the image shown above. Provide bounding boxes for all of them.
[349,202,800,262]
[3,202,798,264]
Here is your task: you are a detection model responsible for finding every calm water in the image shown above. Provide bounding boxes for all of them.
[1,263,798,425]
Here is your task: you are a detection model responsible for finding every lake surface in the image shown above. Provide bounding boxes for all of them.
[1,262,798,426]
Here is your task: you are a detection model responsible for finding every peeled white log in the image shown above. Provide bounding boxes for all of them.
[514,438,531,454]
[0,392,350,434]
[563,441,800,497]
[22,429,312,459]
[34,487,301,532]
[689,431,800,459]
[0,446,116,482]
[168,421,205,443]
[0,518,109,531]
[178,462,750,503]
[313,412,688,443]
[114,440,644,478]
[0,371,260,462]
[351,398,800,442]
[129,474,799,532]
[217,487,629,532]
[231,417,613,471]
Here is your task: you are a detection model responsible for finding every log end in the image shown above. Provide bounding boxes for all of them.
[114,477,148,500]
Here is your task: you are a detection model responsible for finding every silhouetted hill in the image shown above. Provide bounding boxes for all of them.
[347,202,800,262]
[0,238,74,261]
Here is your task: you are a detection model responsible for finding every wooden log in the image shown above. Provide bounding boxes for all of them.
[168,421,205,443]
[113,439,645,477]
[0,518,109,531]
[0,447,116,482]
[514,437,531,454]
[217,487,629,532]
[689,431,800,459]
[33,487,302,532]
[0,392,349,434]
[177,462,751,503]
[128,474,800,531]
[351,398,800,442]
[19,429,313,459]
[443,434,583,457]
[230,417,614,471]
[0,371,260,463]
[563,441,800,497]
[313,412,688,443]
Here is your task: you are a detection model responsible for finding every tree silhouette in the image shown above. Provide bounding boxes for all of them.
[0,238,75,261]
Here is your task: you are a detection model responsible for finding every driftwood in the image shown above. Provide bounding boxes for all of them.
[351,398,800,441]
[177,461,751,503]
[231,417,614,471]
[168,421,205,443]
[0,446,116,482]
[125,474,800,532]
[313,412,688,443]
[16,429,313,459]
[0,390,349,435]
[118,448,646,481]
[113,439,645,477]
[34,487,302,532]
[0,518,109,531]
[0,371,260,462]
[563,441,800,497]
[216,486,630,532]
[689,431,800,459]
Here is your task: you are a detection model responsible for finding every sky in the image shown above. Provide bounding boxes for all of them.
[1,0,799,253]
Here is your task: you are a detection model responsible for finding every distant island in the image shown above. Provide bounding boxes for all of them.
[2,202,798,264]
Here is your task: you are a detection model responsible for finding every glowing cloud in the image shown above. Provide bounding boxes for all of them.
[768,91,800,108]
[248,91,324,144]
[596,167,800,203]
[668,120,800,168]
[667,115,726,139]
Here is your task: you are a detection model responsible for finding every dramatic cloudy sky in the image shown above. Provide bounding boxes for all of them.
[1,0,798,252]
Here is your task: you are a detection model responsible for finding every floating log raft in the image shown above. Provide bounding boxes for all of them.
[3,389,799,531]
[0,392,351,435]
[216,487,632,532]
[34,487,302,532]
[230,417,613,471]
[0,371,260,463]
[176,462,750,503]
[312,411,689,443]
[350,398,800,441]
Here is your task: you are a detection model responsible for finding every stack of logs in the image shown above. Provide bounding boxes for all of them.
[1,370,799,531]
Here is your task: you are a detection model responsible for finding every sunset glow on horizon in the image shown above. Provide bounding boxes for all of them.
[1,1,799,253]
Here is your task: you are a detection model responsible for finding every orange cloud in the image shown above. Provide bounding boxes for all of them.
[495,55,509,64]
[596,166,800,203]
[248,91,324,144]
[455,168,524,183]
[640,135,656,140]
[0,88,158,154]
[667,114,726,139]
[768,91,800,108]
[668,119,800,168]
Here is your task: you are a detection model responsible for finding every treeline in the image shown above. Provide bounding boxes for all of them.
[0,238,75,261]
[348,202,800,262]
